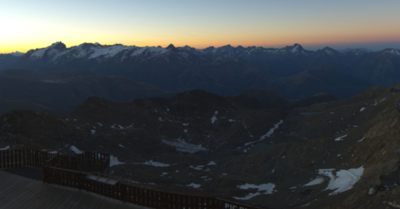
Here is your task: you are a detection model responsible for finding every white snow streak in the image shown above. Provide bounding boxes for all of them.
[244,120,283,147]
[162,139,206,153]
[334,135,347,141]
[211,111,218,124]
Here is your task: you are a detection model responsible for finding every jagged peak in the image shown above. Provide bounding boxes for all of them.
[320,47,338,54]
[49,41,66,50]
[166,44,176,50]
[220,44,233,48]
[292,43,304,50]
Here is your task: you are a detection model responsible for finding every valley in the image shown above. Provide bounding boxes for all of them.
[1,84,399,208]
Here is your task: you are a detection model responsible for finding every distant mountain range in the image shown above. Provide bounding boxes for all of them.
[5,42,398,99]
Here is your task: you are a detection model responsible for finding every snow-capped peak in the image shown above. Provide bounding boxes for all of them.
[292,43,302,53]
[0,51,24,57]
[320,47,339,56]
[381,48,400,56]
[276,43,309,55]
[25,42,172,63]
[49,41,65,48]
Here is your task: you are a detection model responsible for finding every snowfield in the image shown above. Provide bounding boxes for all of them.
[319,166,364,195]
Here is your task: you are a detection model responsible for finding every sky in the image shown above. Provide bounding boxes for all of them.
[1,0,400,53]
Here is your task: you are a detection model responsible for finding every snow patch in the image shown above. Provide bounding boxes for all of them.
[211,111,218,124]
[334,135,347,141]
[360,107,366,112]
[186,183,201,188]
[318,166,364,195]
[162,139,206,153]
[207,161,216,166]
[30,48,47,59]
[119,144,125,148]
[357,137,365,143]
[303,176,325,187]
[142,160,170,167]
[91,130,96,134]
[70,146,83,154]
[110,155,125,167]
[190,165,204,170]
[233,183,275,200]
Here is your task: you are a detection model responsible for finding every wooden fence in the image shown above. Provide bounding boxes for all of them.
[0,148,57,169]
[43,166,264,209]
[1,148,266,209]
[47,151,109,173]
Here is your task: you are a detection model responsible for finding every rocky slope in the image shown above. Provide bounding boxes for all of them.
[1,85,400,208]
[0,69,174,115]
[0,54,20,71]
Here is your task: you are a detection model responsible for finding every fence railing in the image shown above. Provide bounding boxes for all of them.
[42,166,264,209]
[47,151,109,173]
[0,148,57,169]
[1,148,266,209]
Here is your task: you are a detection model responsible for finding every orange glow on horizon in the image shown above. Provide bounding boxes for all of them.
[2,37,400,54]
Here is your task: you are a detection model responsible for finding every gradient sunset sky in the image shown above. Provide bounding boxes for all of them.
[1,0,400,53]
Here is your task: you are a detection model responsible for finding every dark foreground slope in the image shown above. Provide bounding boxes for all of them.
[0,69,174,115]
[1,87,400,208]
